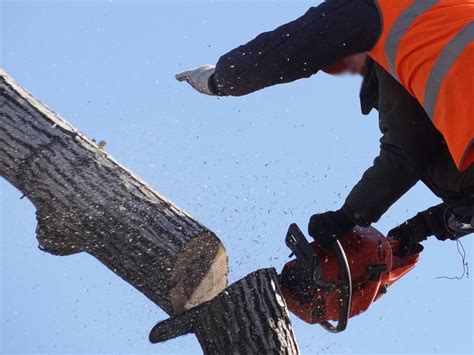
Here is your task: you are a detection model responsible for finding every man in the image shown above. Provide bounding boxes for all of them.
[176,0,474,252]
[315,55,474,255]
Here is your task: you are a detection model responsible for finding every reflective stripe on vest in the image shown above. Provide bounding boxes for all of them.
[383,1,474,119]
[385,0,439,80]
[424,21,474,118]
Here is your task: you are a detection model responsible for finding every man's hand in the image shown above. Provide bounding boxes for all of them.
[308,209,355,247]
[388,214,428,257]
[175,65,216,96]
[388,203,461,257]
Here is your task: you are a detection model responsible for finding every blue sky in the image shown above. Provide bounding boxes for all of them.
[1,1,472,354]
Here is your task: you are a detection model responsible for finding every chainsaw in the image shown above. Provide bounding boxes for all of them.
[280,224,420,333]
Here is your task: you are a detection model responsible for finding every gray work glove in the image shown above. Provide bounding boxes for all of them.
[175,65,216,96]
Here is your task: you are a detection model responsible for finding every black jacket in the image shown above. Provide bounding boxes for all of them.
[209,0,381,96]
[344,59,474,225]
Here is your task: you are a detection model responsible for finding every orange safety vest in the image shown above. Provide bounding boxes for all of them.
[368,0,474,171]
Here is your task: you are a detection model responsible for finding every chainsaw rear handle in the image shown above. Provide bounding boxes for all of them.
[285,223,352,333]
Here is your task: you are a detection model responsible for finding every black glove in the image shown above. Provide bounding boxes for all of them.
[423,203,454,241]
[308,208,355,247]
[388,213,428,257]
[388,202,473,256]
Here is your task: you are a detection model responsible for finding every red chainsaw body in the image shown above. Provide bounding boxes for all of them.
[281,226,419,324]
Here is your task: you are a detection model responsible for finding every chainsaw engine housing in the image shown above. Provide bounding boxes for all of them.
[280,226,419,325]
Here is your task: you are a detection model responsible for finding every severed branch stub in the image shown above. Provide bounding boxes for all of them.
[0,69,228,315]
[150,268,301,355]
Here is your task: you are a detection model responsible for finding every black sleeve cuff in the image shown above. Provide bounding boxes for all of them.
[208,74,221,96]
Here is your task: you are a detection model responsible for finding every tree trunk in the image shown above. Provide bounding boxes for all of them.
[150,268,301,355]
[0,69,228,314]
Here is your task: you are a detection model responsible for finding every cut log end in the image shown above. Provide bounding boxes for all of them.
[1,69,229,316]
[170,231,228,313]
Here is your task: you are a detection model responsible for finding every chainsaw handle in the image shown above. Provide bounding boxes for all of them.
[285,224,352,332]
[319,239,352,334]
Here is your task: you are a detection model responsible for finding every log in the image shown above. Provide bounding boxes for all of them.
[150,268,301,355]
[0,69,228,314]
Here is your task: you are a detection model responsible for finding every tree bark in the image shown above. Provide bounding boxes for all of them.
[0,69,228,314]
[150,268,301,355]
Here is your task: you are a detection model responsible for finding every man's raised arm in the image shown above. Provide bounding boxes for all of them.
[177,0,381,96]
